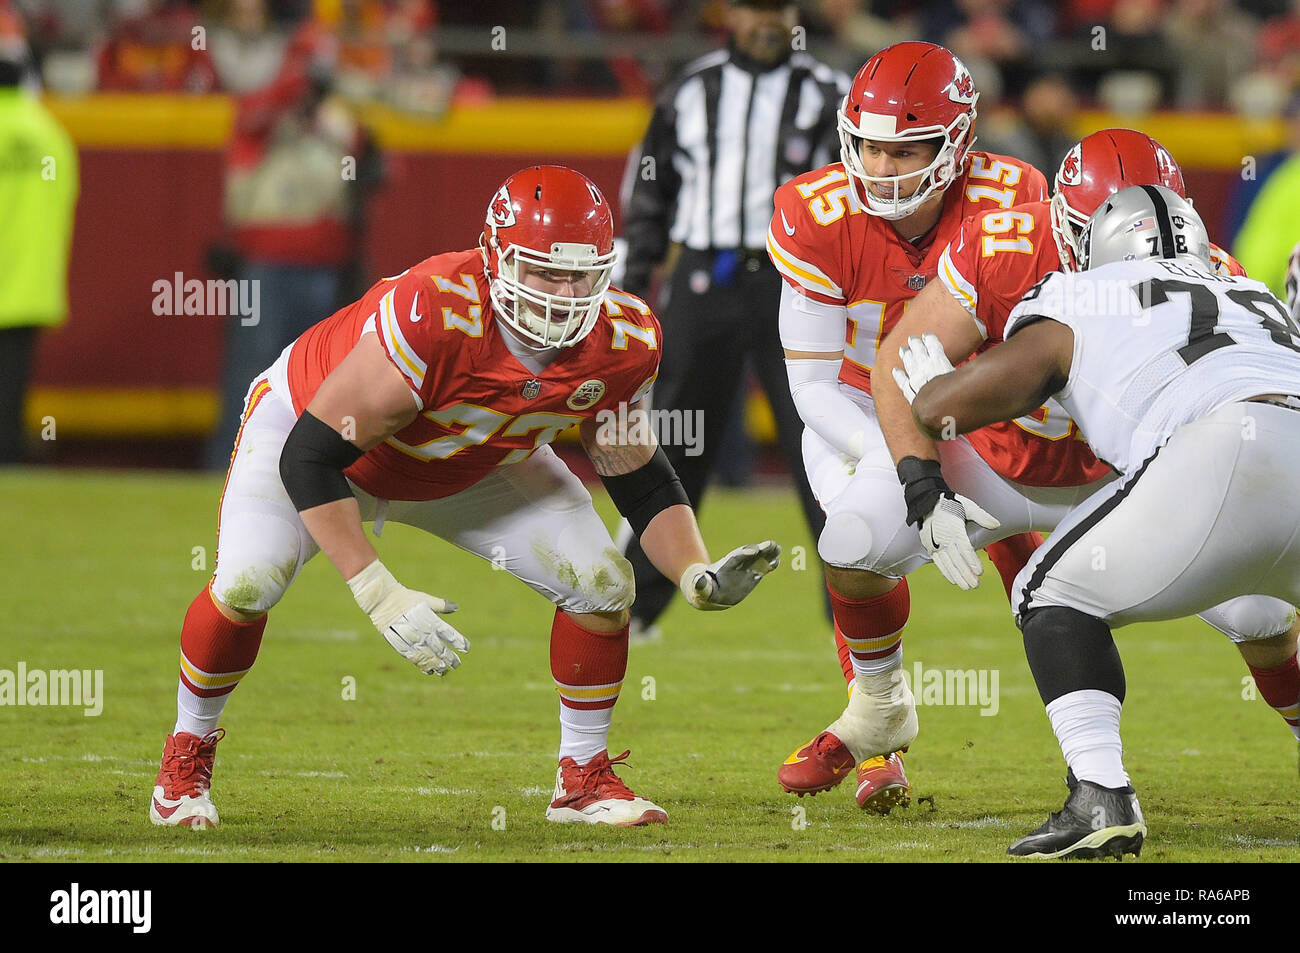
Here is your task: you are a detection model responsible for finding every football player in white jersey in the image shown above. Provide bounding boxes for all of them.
[892,185,1300,859]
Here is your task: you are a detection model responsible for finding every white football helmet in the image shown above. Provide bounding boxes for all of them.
[1077,185,1210,271]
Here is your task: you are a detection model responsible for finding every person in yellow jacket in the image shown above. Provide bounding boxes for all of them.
[0,17,78,464]
[1234,90,1300,302]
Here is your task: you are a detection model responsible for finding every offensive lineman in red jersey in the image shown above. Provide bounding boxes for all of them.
[874,128,1300,748]
[149,166,779,829]
[767,42,1111,810]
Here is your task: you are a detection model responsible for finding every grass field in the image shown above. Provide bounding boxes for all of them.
[1,467,1297,864]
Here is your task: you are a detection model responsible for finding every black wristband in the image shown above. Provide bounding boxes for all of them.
[279,411,365,512]
[599,445,691,537]
[896,455,951,527]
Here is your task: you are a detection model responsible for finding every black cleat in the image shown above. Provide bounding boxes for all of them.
[1009,777,1146,860]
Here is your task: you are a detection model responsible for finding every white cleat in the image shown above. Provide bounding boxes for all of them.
[545,748,668,826]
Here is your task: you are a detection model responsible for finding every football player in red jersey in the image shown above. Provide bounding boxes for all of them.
[874,129,1300,748]
[767,42,1108,811]
[149,166,780,830]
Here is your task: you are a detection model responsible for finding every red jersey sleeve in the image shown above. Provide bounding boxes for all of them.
[941,199,1057,342]
[371,271,442,408]
[937,214,984,331]
[602,288,664,405]
[767,166,853,306]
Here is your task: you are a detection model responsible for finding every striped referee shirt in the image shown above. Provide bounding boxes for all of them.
[616,47,850,296]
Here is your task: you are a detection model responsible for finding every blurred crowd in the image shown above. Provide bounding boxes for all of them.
[12,0,475,115]
[9,0,1300,115]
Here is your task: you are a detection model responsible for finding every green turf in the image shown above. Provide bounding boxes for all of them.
[1,468,1296,862]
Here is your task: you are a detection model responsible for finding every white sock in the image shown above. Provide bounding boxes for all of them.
[851,643,902,681]
[558,703,612,764]
[175,680,229,738]
[1045,689,1130,789]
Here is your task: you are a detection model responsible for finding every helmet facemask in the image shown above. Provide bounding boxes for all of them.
[485,237,615,349]
[1050,190,1090,272]
[837,102,976,221]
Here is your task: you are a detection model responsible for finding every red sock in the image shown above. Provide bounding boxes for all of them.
[827,578,910,680]
[179,583,267,699]
[834,625,855,689]
[549,610,629,710]
[550,610,628,763]
[1248,655,1300,733]
[985,532,1044,602]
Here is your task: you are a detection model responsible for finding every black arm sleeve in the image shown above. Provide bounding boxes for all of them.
[620,92,682,298]
[599,445,691,538]
[278,411,365,512]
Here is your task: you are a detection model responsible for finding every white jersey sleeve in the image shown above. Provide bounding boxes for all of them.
[778,277,849,353]
[1006,260,1300,473]
[779,284,876,459]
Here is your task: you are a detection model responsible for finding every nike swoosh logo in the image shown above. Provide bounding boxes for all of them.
[152,797,180,819]
[780,210,796,236]
[409,297,423,323]
[830,763,850,776]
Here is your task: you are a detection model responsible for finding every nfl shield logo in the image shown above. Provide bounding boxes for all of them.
[521,378,542,400]
[908,274,926,290]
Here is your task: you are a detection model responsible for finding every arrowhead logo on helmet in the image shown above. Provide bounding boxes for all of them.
[1059,145,1082,187]
[1154,146,1178,183]
[489,186,516,228]
[947,66,976,104]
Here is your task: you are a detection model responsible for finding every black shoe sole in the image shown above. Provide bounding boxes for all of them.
[1010,826,1145,860]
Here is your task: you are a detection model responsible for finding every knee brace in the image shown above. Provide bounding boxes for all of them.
[818,511,874,568]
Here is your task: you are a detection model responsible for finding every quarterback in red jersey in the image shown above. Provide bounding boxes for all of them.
[767,42,1109,811]
[149,166,779,830]
[874,128,1300,744]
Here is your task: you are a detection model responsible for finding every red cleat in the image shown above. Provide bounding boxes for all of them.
[149,728,225,828]
[855,752,910,814]
[778,731,855,796]
[545,749,668,826]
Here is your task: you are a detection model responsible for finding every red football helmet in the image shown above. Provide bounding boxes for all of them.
[1051,128,1188,271]
[838,42,979,220]
[480,165,616,348]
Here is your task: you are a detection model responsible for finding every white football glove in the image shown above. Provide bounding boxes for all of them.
[919,496,1001,590]
[680,540,781,610]
[891,333,955,405]
[347,560,470,675]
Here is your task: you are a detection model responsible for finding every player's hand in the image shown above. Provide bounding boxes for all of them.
[892,333,955,405]
[680,540,781,610]
[919,495,1001,590]
[347,560,470,675]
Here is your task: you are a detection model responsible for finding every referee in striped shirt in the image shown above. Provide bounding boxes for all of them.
[616,0,848,639]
